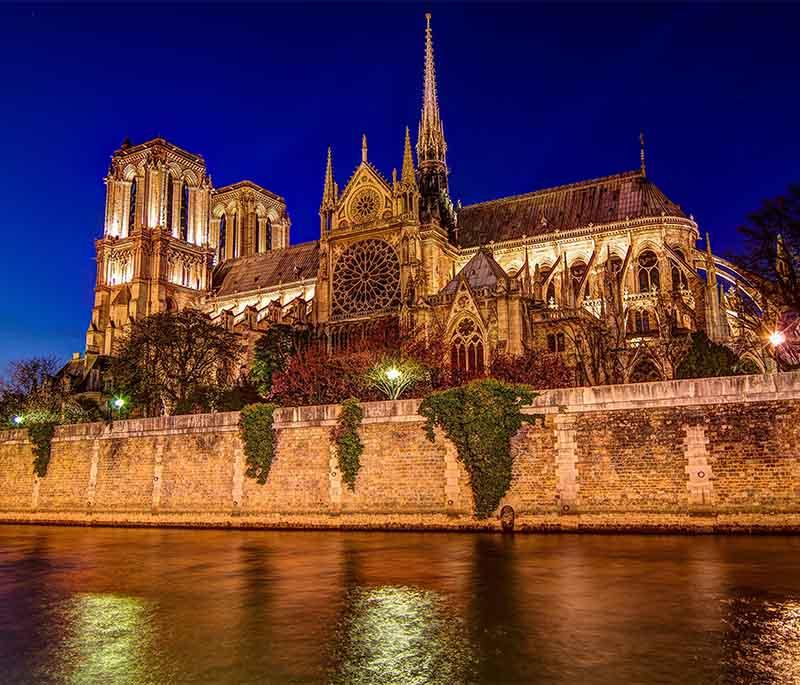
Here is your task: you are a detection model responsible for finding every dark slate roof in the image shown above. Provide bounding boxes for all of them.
[456,170,686,248]
[440,248,509,295]
[212,241,319,296]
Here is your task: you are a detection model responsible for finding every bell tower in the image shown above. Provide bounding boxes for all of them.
[86,138,214,356]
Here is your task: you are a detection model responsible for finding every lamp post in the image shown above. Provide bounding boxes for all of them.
[12,415,23,427]
[108,397,126,424]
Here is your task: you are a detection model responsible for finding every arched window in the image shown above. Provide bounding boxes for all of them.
[671,247,689,291]
[165,173,174,231]
[217,215,227,264]
[128,177,138,232]
[570,261,587,301]
[255,218,261,254]
[179,183,189,241]
[630,359,661,383]
[609,255,623,277]
[632,309,654,334]
[165,297,177,312]
[267,218,273,251]
[232,214,239,257]
[450,318,485,376]
[637,250,660,292]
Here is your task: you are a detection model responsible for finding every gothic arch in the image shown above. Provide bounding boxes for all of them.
[447,314,487,376]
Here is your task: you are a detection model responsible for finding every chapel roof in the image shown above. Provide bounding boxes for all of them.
[211,241,319,296]
[455,170,687,248]
[439,248,509,295]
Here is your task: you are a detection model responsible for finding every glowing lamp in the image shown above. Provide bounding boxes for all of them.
[12,415,23,426]
[112,398,125,409]
[385,367,402,381]
[769,331,786,347]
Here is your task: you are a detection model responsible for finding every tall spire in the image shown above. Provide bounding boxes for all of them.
[417,12,447,167]
[321,146,336,208]
[639,131,646,176]
[401,126,416,184]
[361,134,368,163]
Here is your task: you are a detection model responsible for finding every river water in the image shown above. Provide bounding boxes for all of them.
[2,526,800,684]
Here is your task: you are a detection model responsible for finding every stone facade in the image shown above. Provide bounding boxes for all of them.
[2,373,800,532]
[77,15,765,389]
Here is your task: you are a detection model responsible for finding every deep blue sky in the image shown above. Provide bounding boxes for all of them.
[1,2,799,372]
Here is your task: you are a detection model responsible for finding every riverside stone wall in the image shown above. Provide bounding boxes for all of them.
[1,372,800,532]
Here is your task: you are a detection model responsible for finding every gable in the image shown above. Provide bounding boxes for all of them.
[336,163,394,228]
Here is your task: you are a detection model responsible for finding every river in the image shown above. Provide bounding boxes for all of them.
[2,525,800,684]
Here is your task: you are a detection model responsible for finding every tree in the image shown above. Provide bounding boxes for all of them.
[490,350,574,389]
[250,324,304,397]
[0,357,63,424]
[111,309,242,416]
[676,331,752,379]
[737,183,800,313]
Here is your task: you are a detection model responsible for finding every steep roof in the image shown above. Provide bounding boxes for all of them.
[456,170,686,248]
[440,248,509,295]
[212,241,319,296]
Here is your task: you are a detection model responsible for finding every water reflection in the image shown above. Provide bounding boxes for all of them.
[55,594,159,685]
[2,527,800,683]
[330,586,476,684]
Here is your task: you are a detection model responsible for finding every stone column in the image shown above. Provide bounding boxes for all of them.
[684,425,714,510]
[554,413,578,514]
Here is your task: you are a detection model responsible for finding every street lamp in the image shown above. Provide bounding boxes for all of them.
[385,367,402,382]
[12,415,23,426]
[769,330,786,347]
[112,397,126,410]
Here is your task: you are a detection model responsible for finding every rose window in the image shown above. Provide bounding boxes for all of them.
[332,239,400,317]
[350,188,381,223]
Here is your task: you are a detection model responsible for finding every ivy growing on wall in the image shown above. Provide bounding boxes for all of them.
[28,418,58,478]
[418,379,537,519]
[239,403,278,484]
[331,398,364,491]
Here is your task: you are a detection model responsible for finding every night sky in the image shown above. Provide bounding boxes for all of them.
[1,2,798,372]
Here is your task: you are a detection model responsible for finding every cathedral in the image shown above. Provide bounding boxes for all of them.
[82,14,745,388]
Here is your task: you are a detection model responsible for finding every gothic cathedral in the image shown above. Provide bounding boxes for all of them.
[84,14,740,384]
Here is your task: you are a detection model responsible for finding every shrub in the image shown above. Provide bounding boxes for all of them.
[490,350,574,389]
[418,378,537,518]
[331,398,364,490]
[676,332,751,379]
[239,403,278,484]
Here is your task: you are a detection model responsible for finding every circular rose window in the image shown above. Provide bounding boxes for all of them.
[350,188,381,223]
[332,239,400,317]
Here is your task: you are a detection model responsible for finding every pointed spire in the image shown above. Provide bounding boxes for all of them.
[361,134,368,163]
[417,13,447,167]
[401,126,416,184]
[639,131,646,176]
[321,146,336,208]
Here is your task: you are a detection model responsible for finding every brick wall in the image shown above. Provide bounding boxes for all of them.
[1,372,799,532]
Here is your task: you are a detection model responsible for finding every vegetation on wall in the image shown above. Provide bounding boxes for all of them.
[331,398,364,490]
[490,350,574,389]
[28,416,58,478]
[239,403,278,484]
[418,378,537,518]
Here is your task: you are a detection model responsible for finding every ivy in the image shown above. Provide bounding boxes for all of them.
[418,378,537,519]
[331,398,364,490]
[239,403,278,484]
[28,419,58,478]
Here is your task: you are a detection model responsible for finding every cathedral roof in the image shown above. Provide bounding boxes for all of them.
[440,248,509,295]
[211,241,319,296]
[455,170,687,248]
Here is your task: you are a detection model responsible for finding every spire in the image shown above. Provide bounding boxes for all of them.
[321,146,336,208]
[401,126,416,184]
[417,13,447,167]
[361,134,368,163]
[639,131,646,176]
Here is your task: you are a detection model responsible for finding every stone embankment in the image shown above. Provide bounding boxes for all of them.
[1,372,799,533]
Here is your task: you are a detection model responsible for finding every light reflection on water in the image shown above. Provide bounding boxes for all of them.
[2,527,800,683]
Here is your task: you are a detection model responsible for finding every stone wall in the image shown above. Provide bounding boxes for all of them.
[2,372,800,532]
